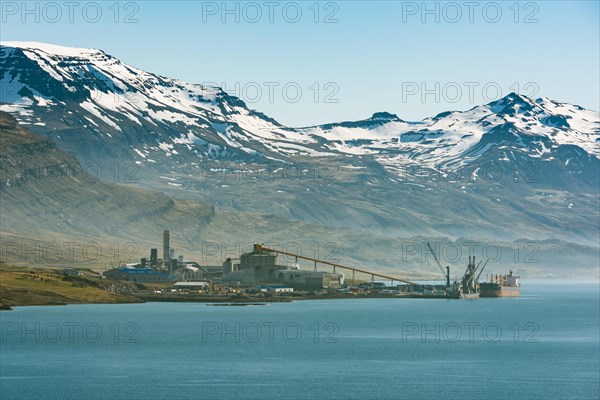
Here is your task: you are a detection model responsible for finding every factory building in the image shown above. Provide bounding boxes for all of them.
[279,270,343,290]
[202,266,224,280]
[163,230,170,261]
[222,245,343,289]
[222,247,288,283]
[239,249,287,281]
[104,267,172,283]
[150,248,158,267]
[257,285,294,293]
[173,263,209,281]
[173,281,210,291]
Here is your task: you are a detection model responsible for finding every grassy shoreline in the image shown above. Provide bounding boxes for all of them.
[0,264,143,310]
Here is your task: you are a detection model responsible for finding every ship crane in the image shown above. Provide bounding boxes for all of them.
[475,259,489,282]
[462,257,489,294]
[426,243,450,287]
[462,256,479,294]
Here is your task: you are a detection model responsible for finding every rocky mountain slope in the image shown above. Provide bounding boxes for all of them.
[0,112,598,278]
[0,111,215,263]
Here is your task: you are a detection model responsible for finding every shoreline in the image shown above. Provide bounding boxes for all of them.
[5,266,592,311]
[1,292,460,311]
[0,264,456,311]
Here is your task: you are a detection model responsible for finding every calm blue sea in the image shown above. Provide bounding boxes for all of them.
[1,282,598,400]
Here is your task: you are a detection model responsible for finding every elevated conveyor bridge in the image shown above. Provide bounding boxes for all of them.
[254,244,417,286]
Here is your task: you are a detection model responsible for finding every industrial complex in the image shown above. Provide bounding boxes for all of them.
[102,232,519,299]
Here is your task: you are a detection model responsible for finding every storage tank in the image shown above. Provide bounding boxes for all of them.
[222,258,233,275]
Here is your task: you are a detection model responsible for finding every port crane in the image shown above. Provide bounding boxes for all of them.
[254,244,417,286]
[475,259,489,282]
[426,243,450,287]
[461,256,489,294]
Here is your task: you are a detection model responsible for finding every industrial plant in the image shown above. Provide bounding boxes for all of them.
[103,231,217,283]
[102,231,343,291]
[102,232,519,299]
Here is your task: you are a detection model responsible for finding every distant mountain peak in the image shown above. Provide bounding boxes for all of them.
[1,41,104,57]
[503,91,530,101]
[488,92,536,115]
[369,112,402,122]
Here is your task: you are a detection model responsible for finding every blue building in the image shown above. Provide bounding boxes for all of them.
[104,267,172,283]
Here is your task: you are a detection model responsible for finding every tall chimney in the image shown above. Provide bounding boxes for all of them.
[163,230,170,261]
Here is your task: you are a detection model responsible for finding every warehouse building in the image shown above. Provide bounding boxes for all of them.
[279,270,343,290]
[173,281,210,291]
[257,284,294,293]
[104,267,172,283]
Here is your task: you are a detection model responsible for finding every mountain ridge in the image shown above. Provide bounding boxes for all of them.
[2,41,598,165]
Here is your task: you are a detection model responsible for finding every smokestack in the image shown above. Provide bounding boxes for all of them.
[446,266,450,287]
[163,230,170,261]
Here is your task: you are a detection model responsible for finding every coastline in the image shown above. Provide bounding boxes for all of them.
[1,291,463,311]
[0,265,143,311]
[0,264,452,311]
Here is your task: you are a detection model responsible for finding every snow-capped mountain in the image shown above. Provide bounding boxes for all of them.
[304,93,599,167]
[1,41,599,243]
[0,41,321,163]
[1,41,598,172]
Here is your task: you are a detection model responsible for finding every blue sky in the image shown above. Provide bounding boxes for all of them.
[2,0,599,126]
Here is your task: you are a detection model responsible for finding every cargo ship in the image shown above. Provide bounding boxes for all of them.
[479,270,520,297]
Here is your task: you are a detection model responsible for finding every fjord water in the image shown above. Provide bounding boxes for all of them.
[1,282,598,400]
